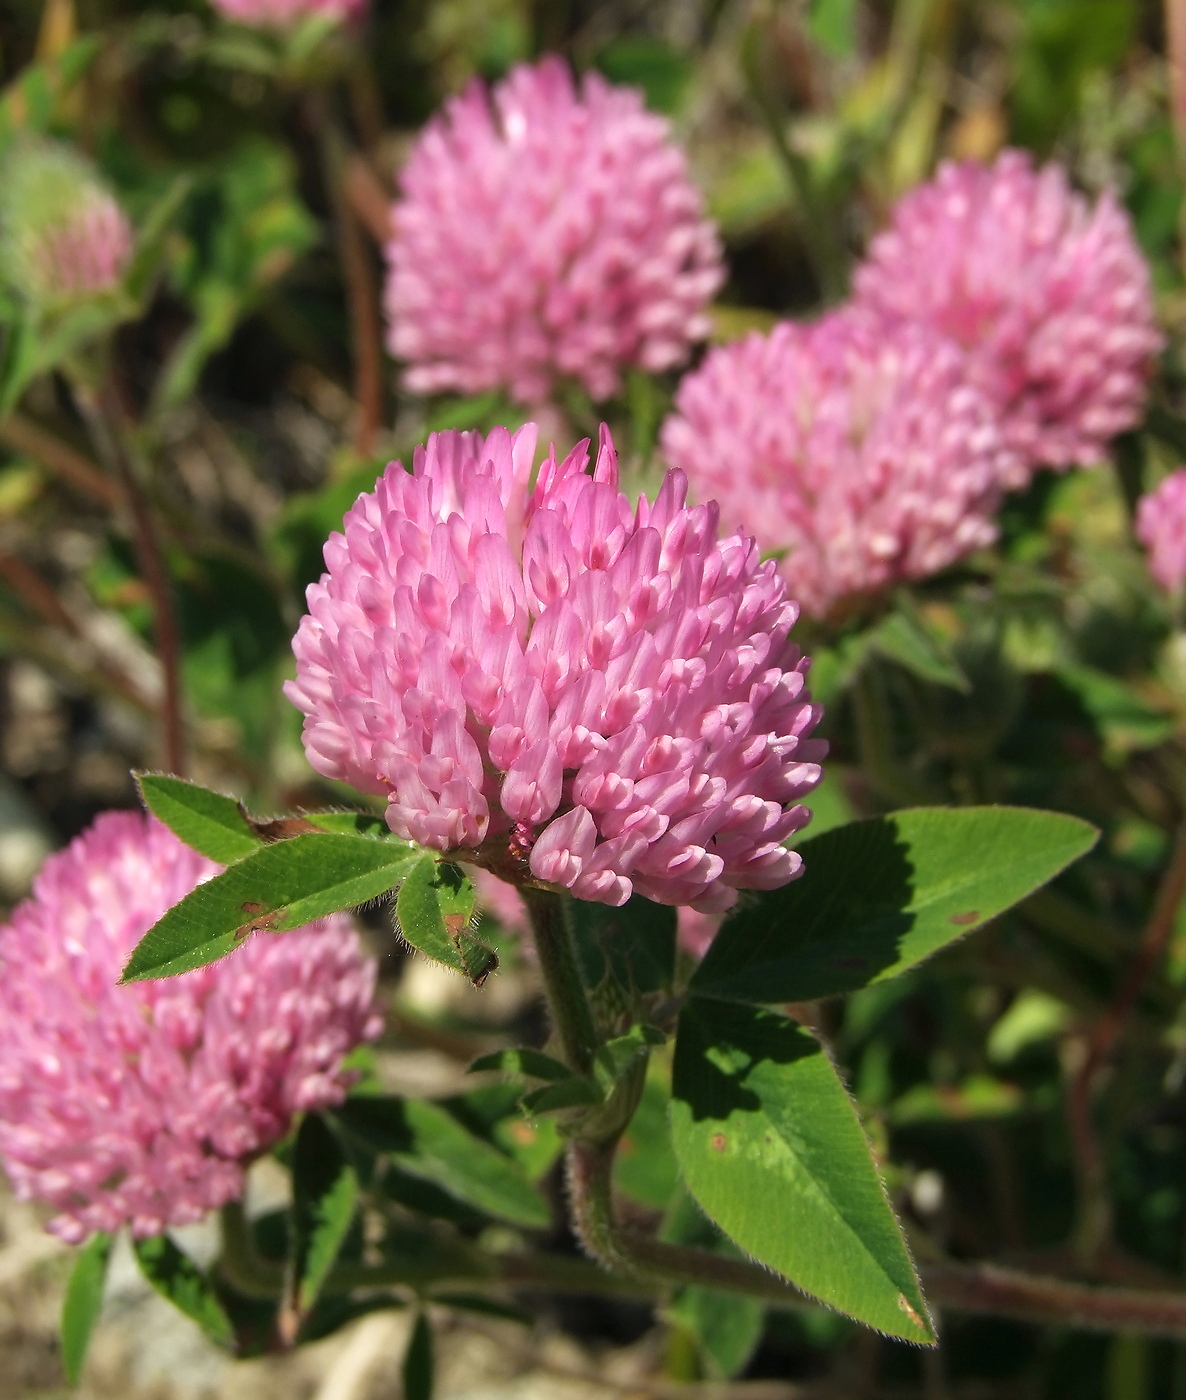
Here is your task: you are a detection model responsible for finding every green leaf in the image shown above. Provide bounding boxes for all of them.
[692,807,1099,1004]
[521,1078,601,1114]
[403,1312,434,1400]
[121,832,421,981]
[594,1024,664,1094]
[332,1097,549,1228]
[808,0,857,57]
[136,773,261,865]
[569,893,676,996]
[133,1234,234,1348]
[469,1047,574,1082]
[615,1076,680,1209]
[867,611,970,693]
[1057,664,1174,756]
[396,855,498,986]
[670,999,933,1344]
[430,1292,532,1325]
[292,1114,359,1314]
[60,1232,112,1384]
[671,1286,765,1380]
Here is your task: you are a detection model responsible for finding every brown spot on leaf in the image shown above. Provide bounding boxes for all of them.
[949,910,980,926]
[898,1295,927,1331]
[248,814,322,842]
[711,1133,727,1152]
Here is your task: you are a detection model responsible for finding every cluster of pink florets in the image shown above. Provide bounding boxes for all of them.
[286,423,824,912]
[1136,469,1186,596]
[0,811,382,1243]
[853,150,1162,483]
[37,194,133,305]
[661,150,1159,617]
[661,310,1011,619]
[385,56,723,404]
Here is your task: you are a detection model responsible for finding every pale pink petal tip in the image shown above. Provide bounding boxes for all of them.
[288,420,825,912]
[209,0,363,26]
[853,148,1161,485]
[0,810,382,1242]
[385,55,724,405]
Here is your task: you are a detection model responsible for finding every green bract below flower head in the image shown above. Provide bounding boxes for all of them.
[0,138,134,316]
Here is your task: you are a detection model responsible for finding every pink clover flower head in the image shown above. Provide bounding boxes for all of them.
[286,422,825,913]
[209,0,363,26]
[853,149,1162,484]
[0,810,382,1244]
[660,309,1009,620]
[385,55,724,405]
[1136,468,1186,595]
[0,139,133,314]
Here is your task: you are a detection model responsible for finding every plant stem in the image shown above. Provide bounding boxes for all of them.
[0,413,121,508]
[74,379,186,776]
[313,98,385,457]
[1068,819,1186,1262]
[521,886,600,1077]
[851,661,932,808]
[218,1202,284,1300]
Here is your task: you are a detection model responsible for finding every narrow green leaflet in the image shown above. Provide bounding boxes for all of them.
[403,1312,435,1400]
[868,611,969,693]
[670,999,933,1344]
[0,37,100,151]
[396,856,497,986]
[332,1096,548,1228]
[292,1114,359,1314]
[60,1232,112,1384]
[692,807,1098,1004]
[133,1234,234,1348]
[137,773,262,865]
[671,1286,765,1380]
[121,832,421,981]
[469,1047,574,1082]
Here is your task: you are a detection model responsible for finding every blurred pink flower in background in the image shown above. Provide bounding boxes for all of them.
[0,811,382,1243]
[1136,468,1186,594]
[0,140,133,313]
[661,310,1009,620]
[853,149,1161,485]
[385,56,724,405]
[286,422,824,913]
[209,0,363,26]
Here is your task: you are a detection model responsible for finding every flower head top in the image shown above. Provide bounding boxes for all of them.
[1136,468,1186,596]
[853,149,1161,484]
[385,55,724,405]
[286,423,824,913]
[209,0,363,27]
[0,139,133,315]
[0,811,382,1243]
[660,309,1010,619]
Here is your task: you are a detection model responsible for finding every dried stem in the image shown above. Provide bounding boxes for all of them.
[74,379,186,776]
[0,413,121,507]
[314,101,385,456]
[1068,820,1186,1261]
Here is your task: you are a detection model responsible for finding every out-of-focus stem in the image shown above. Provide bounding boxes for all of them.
[74,379,186,776]
[1169,1,1186,157]
[740,17,848,302]
[0,414,121,507]
[313,101,385,457]
[1068,820,1186,1261]
[851,662,933,808]
[218,1201,283,1300]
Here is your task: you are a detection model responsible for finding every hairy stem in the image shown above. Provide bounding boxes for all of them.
[521,886,600,1077]
[1068,820,1186,1261]
[74,379,186,776]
